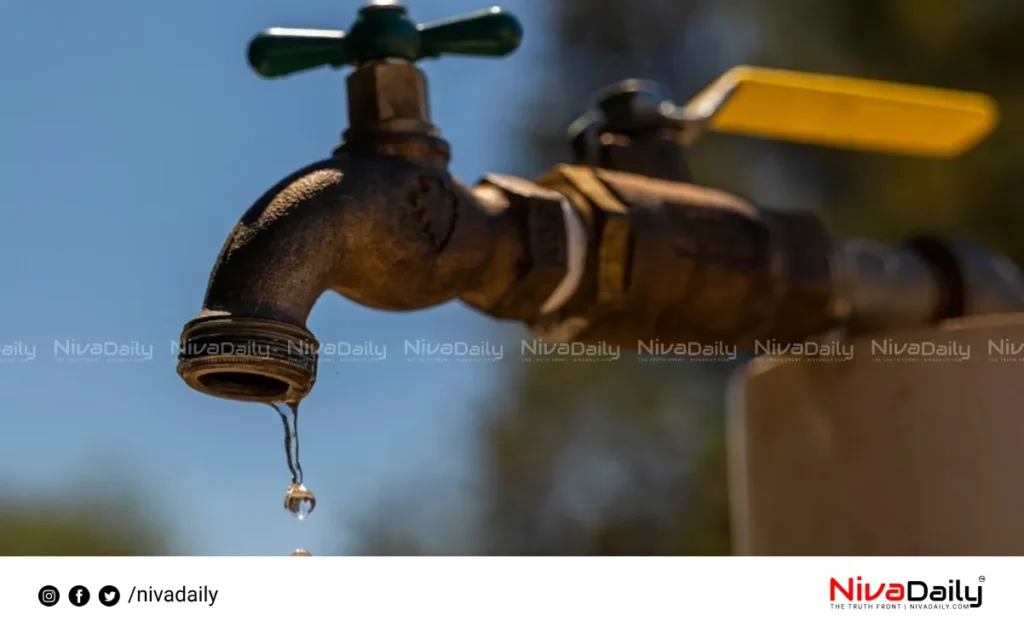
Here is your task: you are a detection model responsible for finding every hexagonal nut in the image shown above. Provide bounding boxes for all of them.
[479,173,570,323]
[545,165,632,308]
[346,60,429,126]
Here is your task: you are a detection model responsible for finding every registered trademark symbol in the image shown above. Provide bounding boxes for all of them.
[979,576,986,583]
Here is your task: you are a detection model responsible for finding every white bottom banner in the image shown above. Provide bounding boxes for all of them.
[0,557,1009,631]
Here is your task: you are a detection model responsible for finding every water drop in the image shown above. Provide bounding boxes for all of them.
[284,481,316,520]
[290,549,312,556]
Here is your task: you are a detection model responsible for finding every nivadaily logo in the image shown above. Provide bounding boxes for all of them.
[830,576,984,610]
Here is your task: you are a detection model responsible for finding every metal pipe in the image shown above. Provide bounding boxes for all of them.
[836,238,943,332]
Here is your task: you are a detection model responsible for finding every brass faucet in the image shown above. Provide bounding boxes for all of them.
[177,1,1024,405]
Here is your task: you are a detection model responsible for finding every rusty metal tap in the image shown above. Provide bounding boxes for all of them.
[177,2,526,403]
[177,2,1024,406]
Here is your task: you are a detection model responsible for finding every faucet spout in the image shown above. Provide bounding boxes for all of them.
[177,7,531,404]
[177,150,499,404]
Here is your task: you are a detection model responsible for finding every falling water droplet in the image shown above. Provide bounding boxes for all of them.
[284,481,316,520]
[291,549,312,556]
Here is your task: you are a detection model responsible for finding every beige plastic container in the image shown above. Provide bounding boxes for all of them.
[727,314,1024,555]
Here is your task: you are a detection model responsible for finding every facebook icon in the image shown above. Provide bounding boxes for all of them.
[69,585,91,607]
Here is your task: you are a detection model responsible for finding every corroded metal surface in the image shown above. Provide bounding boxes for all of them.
[467,174,572,322]
[178,150,513,402]
[178,52,1024,404]
[177,315,318,403]
[524,165,836,347]
[177,143,843,404]
[177,56,534,404]
[341,60,450,164]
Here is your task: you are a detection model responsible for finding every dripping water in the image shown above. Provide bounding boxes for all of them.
[270,402,316,556]
[271,401,304,485]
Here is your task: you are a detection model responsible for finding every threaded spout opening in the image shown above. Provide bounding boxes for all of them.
[176,315,318,403]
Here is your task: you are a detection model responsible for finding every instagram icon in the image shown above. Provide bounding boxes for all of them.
[38,585,60,607]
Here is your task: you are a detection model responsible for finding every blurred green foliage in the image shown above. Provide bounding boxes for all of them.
[0,494,169,555]
[475,359,732,554]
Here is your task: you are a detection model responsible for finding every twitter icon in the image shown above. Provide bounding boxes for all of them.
[98,586,120,607]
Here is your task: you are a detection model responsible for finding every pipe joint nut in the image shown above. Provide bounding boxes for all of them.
[477,173,575,323]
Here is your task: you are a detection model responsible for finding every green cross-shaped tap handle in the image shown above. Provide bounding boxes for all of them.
[248,1,523,78]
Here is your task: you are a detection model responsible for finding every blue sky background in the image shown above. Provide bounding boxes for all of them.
[0,0,549,555]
